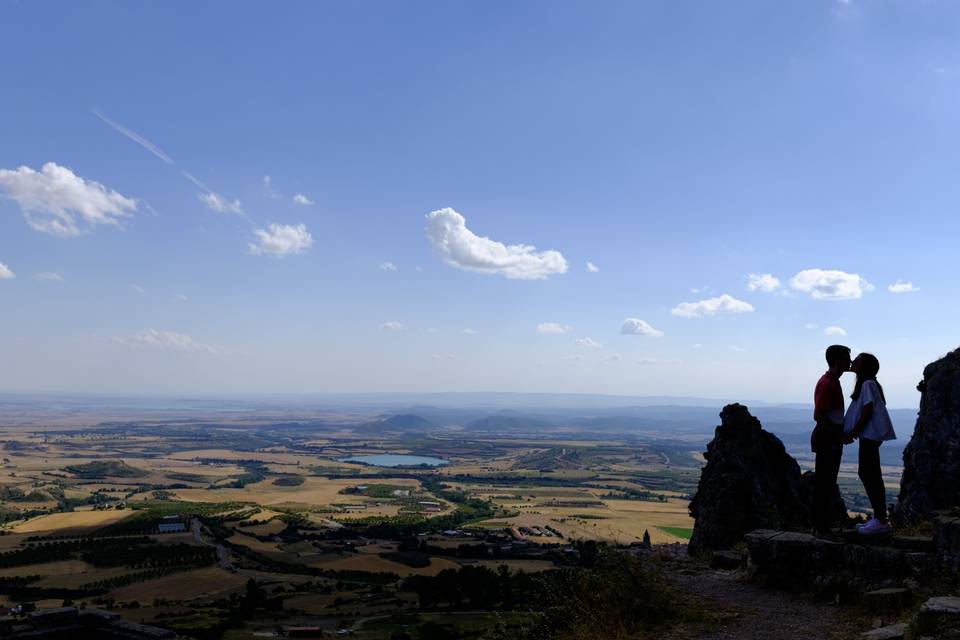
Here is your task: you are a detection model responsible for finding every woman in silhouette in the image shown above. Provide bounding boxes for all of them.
[844,352,897,535]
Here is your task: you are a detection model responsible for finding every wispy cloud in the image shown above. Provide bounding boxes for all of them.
[747,273,781,293]
[537,322,572,334]
[380,321,405,331]
[462,328,478,335]
[672,294,754,318]
[600,353,622,365]
[198,191,243,215]
[888,280,919,294]
[425,207,567,280]
[131,284,146,295]
[379,262,398,272]
[824,326,847,336]
[586,261,599,273]
[34,272,63,282]
[574,337,602,348]
[115,329,217,354]
[293,193,314,206]
[637,358,682,366]
[620,318,664,337]
[0,262,14,280]
[790,269,872,300]
[248,223,313,256]
[0,162,137,237]
[263,175,281,199]
[93,110,174,165]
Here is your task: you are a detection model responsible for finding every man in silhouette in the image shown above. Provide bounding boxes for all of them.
[811,344,852,536]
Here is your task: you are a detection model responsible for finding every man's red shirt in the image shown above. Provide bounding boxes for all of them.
[811,372,844,453]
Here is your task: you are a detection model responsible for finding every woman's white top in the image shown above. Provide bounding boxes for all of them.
[843,379,897,442]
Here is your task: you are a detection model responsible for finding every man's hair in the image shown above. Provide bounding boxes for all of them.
[825,344,851,367]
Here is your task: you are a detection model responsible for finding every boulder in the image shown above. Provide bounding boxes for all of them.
[914,596,960,636]
[688,404,844,553]
[894,347,960,526]
[861,623,908,640]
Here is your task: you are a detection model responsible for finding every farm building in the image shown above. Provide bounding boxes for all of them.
[157,514,188,533]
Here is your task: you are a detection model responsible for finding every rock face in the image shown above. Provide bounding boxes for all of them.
[689,404,833,553]
[894,347,960,526]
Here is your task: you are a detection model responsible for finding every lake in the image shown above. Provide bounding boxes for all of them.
[341,454,450,468]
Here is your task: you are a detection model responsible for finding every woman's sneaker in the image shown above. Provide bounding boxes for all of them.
[858,518,892,535]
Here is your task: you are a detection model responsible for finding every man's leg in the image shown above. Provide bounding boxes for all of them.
[814,445,842,532]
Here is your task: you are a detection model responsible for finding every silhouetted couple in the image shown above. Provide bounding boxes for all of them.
[812,344,897,537]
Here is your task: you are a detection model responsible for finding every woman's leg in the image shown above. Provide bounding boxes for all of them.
[858,438,887,523]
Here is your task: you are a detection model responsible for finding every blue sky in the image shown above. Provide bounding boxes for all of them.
[1,1,958,406]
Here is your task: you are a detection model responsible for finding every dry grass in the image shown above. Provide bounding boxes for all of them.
[309,554,461,576]
[110,566,247,601]
[11,509,134,533]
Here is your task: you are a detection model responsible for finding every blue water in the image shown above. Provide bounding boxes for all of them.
[341,454,449,467]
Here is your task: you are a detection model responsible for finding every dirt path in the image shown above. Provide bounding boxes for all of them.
[667,566,866,640]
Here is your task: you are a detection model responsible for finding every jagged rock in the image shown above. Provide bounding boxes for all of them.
[861,623,908,640]
[688,404,844,553]
[863,587,913,614]
[894,347,960,526]
[915,596,960,636]
[710,549,745,570]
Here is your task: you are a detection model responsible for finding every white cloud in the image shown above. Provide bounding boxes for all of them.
[462,328,478,335]
[600,353,622,365]
[35,272,63,282]
[637,358,682,366]
[175,294,188,302]
[729,345,746,353]
[804,323,818,330]
[0,162,137,237]
[293,193,314,206]
[824,326,847,336]
[425,207,567,280]
[888,280,919,294]
[248,223,313,256]
[0,262,14,280]
[93,110,174,165]
[671,294,754,318]
[263,175,281,199]
[131,284,146,295]
[379,321,405,331]
[747,273,781,293]
[431,353,456,360]
[691,343,703,349]
[379,262,398,271]
[574,337,602,348]
[789,269,873,300]
[537,322,572,334]
[198,191,243,215]
[116,329,217,354]
[586,261,599,273]
[620,318,664,337]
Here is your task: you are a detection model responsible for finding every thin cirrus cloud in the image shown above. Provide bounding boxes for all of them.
[824,326,847,336]
[461,328,478,335]
[0,162,137,237]
[789,269,873,300]
[379,262,398,272]
[293,193,314,206]
[586,261,599,273]
[637,358,682,366]
[115,329,217,354]
[425,207,568,280]
[93,110,174,165]
[620,318,664,337]
[248,223,313,257]
[888,280,919,294]
[0,262,14,279]
[671,294,754,318]
[574,337,602,348]
[379,321,405,331]
[537,322,572,334]
[746,273,781,293]
[34,272,64,282]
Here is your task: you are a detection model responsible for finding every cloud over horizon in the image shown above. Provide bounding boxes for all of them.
[790,269,873,300]
[115,329,217,354]
[425,207,567,280]
[671,294,754,318]
[620,318,664,337]
[0,162,137,237]
[248,223,313,256]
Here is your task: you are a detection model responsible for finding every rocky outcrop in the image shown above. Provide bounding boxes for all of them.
[894,347,960,526]
[688,404,837,553]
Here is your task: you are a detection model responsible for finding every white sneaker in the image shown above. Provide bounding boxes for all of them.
[858,518,892,535]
